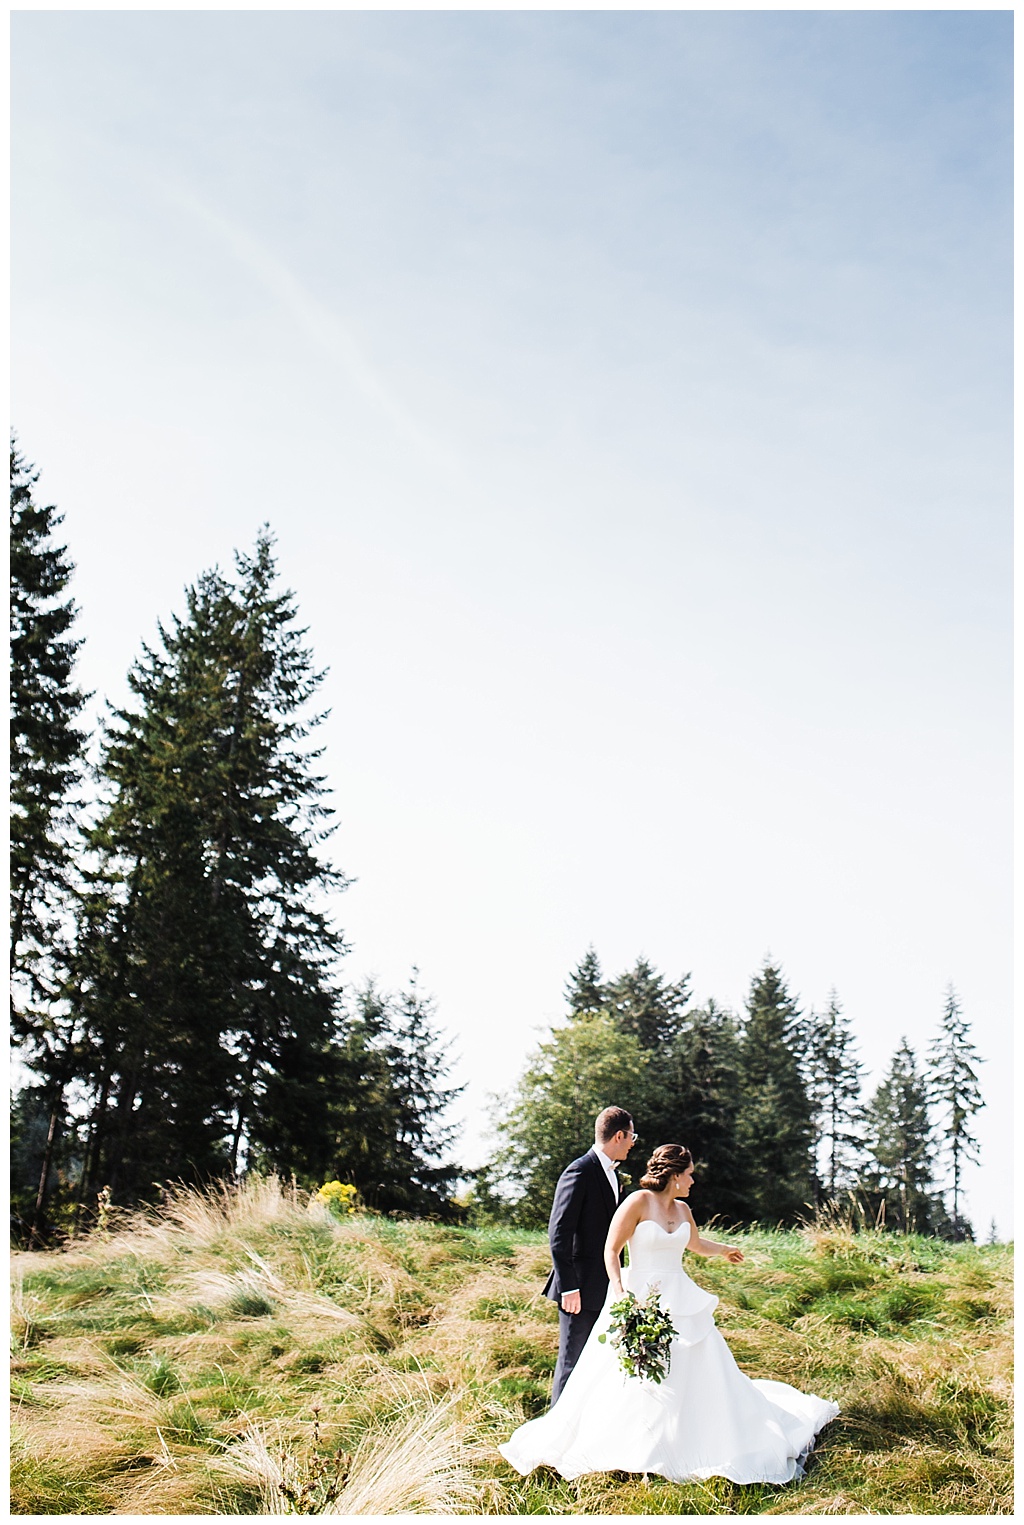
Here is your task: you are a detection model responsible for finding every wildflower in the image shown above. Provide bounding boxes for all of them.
[316,1181,359,1216]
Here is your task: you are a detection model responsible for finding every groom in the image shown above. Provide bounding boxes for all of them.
[543,1105,637,1404]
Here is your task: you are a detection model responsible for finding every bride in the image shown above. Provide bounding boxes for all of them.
[500,1144,838,1485]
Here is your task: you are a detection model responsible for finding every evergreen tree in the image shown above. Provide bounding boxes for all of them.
[595,956,691,1186]
[381,971,464,1214]
[10,440,90,1240]
[558,954,755,1217]
[491,1014,648,1228]
[261,973,463,1216]
[319,982,404,1202]
[10,439,89,989]
[565,946,606,1018]
[69,531,350,1208]
[927,986,984,1240]
[656,999,753,1224]
[862,1038,935,1233]
[605,956,691,1049]
[736,961,814,1223]
[804,991,865,1201]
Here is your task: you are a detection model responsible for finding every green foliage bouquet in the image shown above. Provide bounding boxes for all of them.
[598,1286,678,1383]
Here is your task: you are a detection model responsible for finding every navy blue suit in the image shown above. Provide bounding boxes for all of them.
[543,1148,618,1403]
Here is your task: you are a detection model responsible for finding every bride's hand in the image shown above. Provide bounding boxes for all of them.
[722,1247,744,1264]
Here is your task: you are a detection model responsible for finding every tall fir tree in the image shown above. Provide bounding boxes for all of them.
[736,961,814,1224]
[862,1038,936,1233]
[10,439,89,985]
[564,946,606,1018]
[605,956,691,1049]
[10,440,90,1239]
[379,971,464,1214]
[927,986,984,1240]
[69,531,350,1208]
[258,973,464,1216]
[601,956,691,1185]
[656,999,753,1224]
[804,991,865,1201]
[318,982,405,1202]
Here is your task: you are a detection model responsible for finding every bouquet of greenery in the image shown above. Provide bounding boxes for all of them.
[598,1286,678,1384]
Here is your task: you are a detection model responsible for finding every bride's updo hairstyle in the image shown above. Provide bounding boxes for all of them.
[640,1144,693,1192]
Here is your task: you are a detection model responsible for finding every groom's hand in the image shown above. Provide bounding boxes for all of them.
[560,1290,582,1315]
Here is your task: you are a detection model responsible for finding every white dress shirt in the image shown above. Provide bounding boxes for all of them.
[593,1145,621,1200]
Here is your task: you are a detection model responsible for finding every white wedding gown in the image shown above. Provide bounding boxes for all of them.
[500,1219,838,1485]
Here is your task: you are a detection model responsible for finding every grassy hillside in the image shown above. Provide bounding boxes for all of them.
[10,1178,1012,1514]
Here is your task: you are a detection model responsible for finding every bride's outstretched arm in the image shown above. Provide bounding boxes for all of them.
[680,1203,744,1264]
[603,1194,646,1296]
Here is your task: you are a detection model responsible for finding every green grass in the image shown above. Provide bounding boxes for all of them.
[10,1179,1013,1514]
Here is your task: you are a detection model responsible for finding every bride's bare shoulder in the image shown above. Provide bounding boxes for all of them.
[631,1189,657,1220]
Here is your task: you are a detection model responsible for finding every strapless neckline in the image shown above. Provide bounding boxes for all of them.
[634,1217,689,1239]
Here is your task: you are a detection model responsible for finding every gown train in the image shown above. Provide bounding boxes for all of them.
[499,1218,838,1485]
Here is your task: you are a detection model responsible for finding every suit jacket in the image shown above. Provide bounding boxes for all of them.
[543,1147,619,1312]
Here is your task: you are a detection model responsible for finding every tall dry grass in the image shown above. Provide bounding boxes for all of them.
[213,1394,480,1515]
[10,1176,1014,1515]
[102,1173,313,1253]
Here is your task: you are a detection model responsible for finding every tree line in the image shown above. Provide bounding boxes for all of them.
[479,949,985,1239]
[10,440,987,1245]
[10,441,462,1241]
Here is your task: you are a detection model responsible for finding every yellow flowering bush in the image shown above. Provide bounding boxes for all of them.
[316,1180,360,1216]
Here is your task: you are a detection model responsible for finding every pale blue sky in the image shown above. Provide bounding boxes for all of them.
[12,11,1012,1234]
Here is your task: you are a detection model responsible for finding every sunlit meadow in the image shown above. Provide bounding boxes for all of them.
[10,1177,1012,1514]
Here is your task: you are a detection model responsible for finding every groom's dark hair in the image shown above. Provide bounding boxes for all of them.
[595,1106,633,1143]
